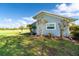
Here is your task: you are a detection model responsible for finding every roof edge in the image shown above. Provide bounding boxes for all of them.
[33,11,78,21]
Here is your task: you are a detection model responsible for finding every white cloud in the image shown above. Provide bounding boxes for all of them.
[56,3,79,13]
[7,18,12,22]
[57,4,68,12]
[1,18,12,23]
[58,12,79,17]
[0,18,27,28]
[22,17,36,24]
[18,20,27,25]
[0,17,36,28]
[52,3,79,17]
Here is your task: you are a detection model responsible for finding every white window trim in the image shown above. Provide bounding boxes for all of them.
[46,23,56,30]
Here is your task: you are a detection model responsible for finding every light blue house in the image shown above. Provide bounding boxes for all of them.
[32,11,76,37]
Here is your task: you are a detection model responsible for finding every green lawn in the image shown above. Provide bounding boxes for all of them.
[0,30,79,56]
[0,29,30,36]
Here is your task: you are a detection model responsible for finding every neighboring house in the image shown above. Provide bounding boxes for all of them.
[32,11,77,37]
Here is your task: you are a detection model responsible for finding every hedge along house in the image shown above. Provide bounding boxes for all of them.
[32,11,77,37]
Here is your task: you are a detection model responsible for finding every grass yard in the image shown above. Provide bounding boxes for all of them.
[0,29,30,36]
[0,29,79,56]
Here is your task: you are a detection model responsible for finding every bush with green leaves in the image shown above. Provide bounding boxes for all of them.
[70,25,79,40]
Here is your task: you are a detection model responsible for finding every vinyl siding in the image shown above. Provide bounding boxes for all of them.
[36,14,70,36]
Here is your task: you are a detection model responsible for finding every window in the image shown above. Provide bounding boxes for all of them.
[46,23,56,30]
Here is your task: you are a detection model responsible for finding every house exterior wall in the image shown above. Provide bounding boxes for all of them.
[36,14,70,36]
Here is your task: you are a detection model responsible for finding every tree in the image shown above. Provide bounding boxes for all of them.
[58,18,70,39]
[27,24,32,34]
[37,18,48,36]
[37,18,48,55]
[69,24,79,40]
[19,26,24,32]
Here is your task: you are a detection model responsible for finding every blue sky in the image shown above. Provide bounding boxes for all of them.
[0,3,79,28]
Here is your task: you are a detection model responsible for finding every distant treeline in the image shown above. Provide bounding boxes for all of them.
[0,25,30,30]
[0,27,28,30]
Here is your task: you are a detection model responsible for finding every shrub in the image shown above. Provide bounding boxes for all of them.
[71,31,79,40]
[70,25,79,40]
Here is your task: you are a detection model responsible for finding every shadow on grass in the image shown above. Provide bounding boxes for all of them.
[0,33,79,56]
[20,32,31,37]
[0,34,36,56]
[0,33,50,56]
